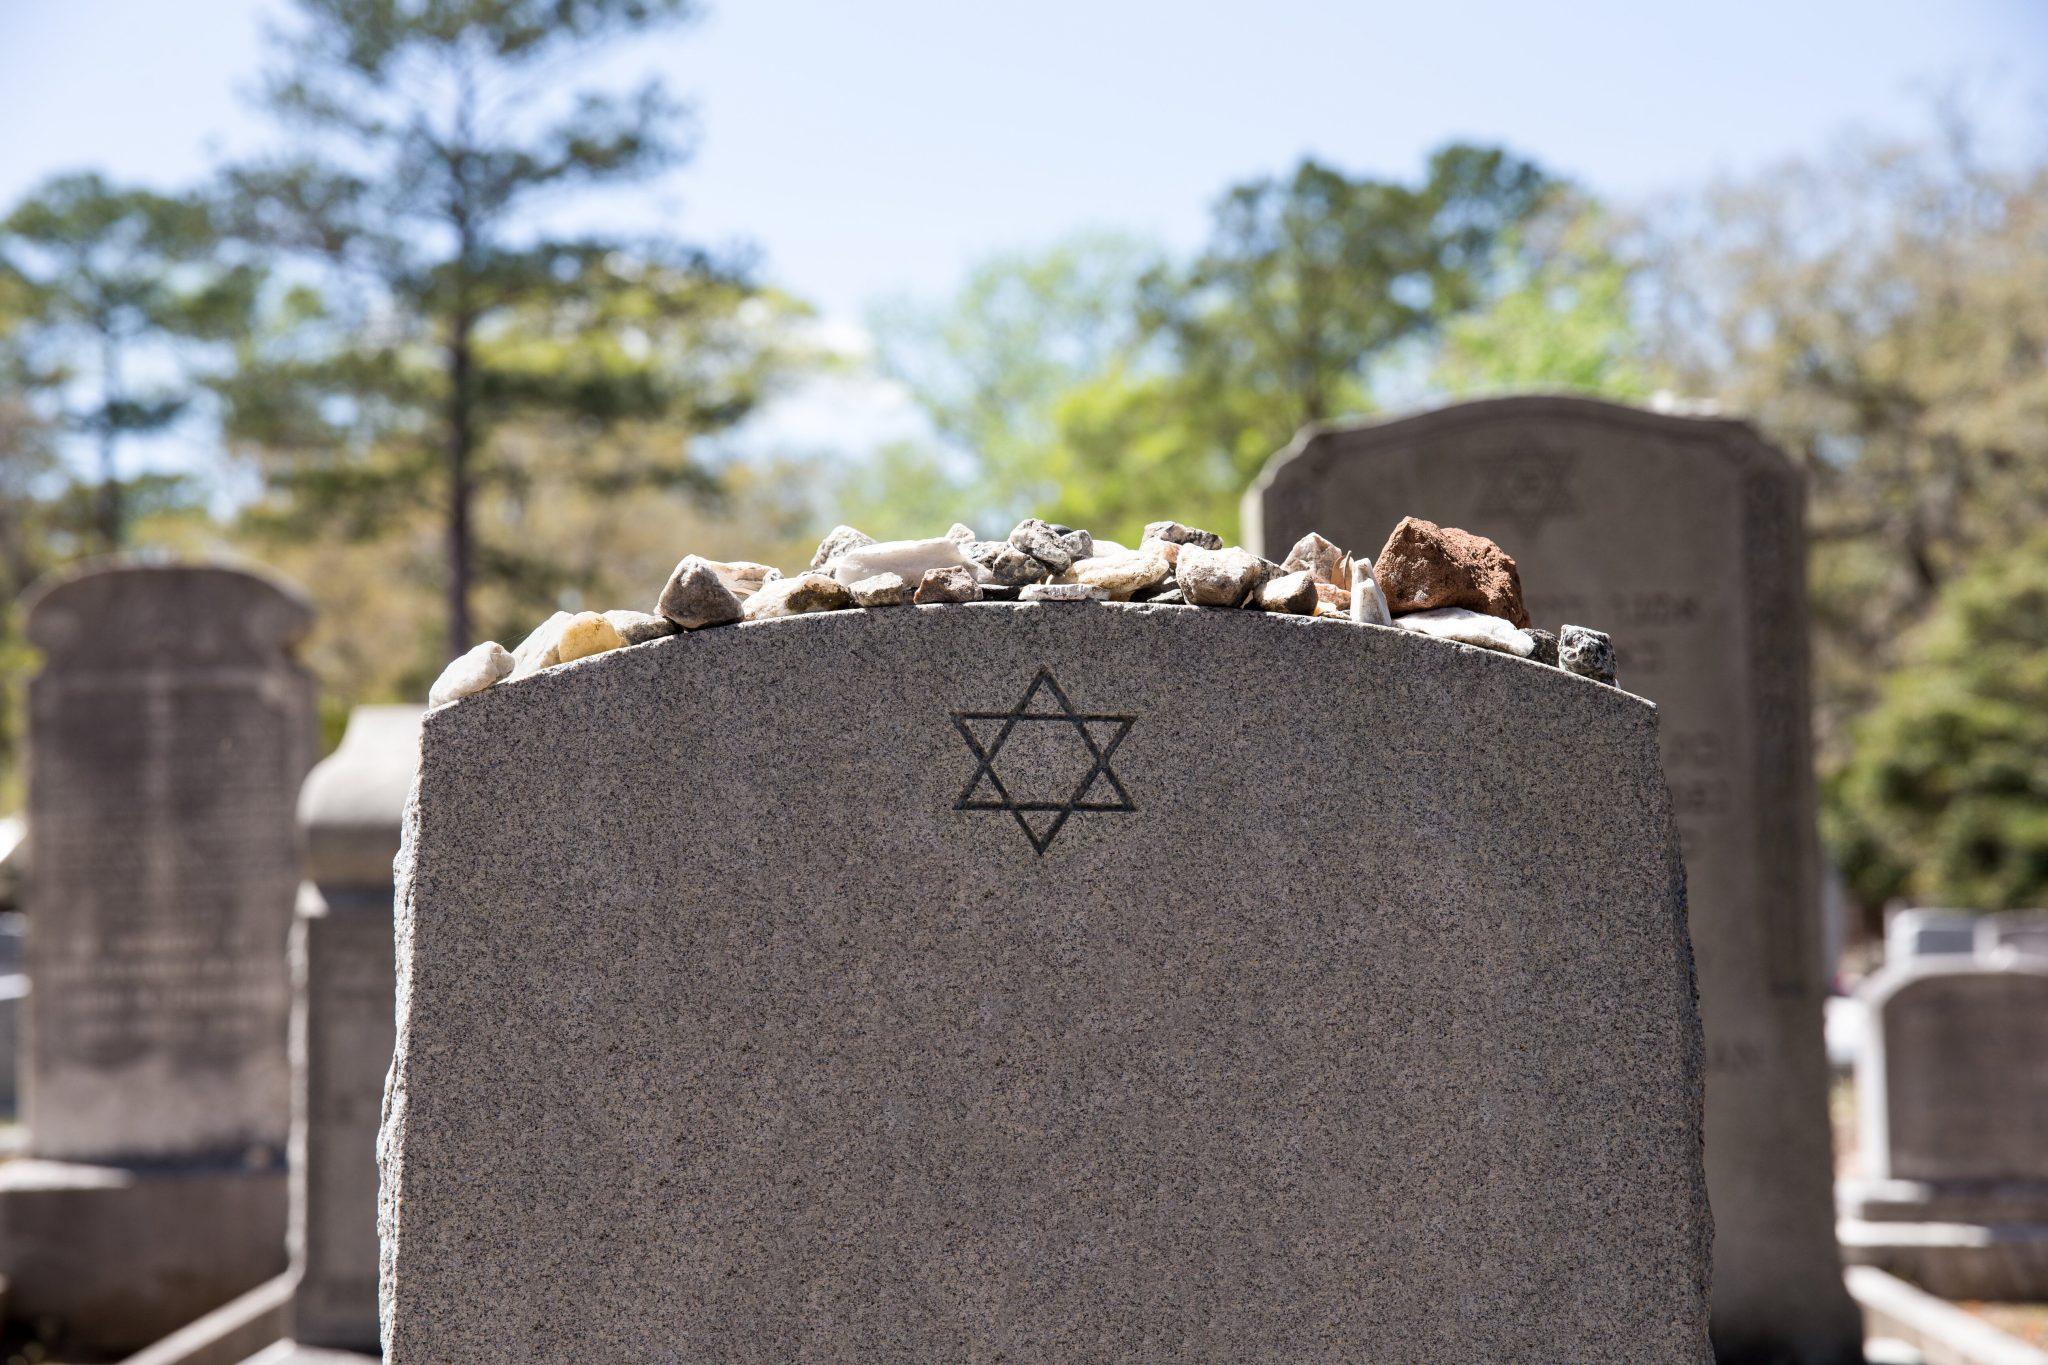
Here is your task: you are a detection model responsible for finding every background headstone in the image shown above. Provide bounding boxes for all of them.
[1885,908,1976,963]
[1245,396,1860,1363]
[1977,910,2048,961]
[0,562,314,1354]
[379,604,1712,1362]
[1839,961,2048,1298]
[288,705,421,1358]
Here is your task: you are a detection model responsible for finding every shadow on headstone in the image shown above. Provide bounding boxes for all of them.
[0,562,315,1356]
[1246,395,1863,1364]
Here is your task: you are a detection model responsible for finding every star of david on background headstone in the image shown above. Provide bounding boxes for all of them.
[952,669,1136,854]
[1475,448,1579,541]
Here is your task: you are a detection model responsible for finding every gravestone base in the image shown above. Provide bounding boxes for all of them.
[0,1157,286,1354]
[1840,1178,2048,1300]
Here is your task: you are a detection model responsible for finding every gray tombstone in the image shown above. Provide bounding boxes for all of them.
[290,705,422,1357]
[1839,961,2048,1298]
[378,603,1712,1362]
[1245,396,1859,1363]
[1977,910,2048,961]
[0,562,314,1354]
[1885,908,1977,962]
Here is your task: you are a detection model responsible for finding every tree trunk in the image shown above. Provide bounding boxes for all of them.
[96,424,122,555]
[445,316,475,659]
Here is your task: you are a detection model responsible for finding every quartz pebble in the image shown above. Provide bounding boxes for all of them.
[1143,520,1223,550]
[966,539,1048,587]
[1139,536,1181,567]
[1396,606,1535,657]
[829,537,981,589]
[944,522,977,544]
[1257,570,1319,615]
[1020,582,1108,602]
[1068,550,1171,601]
[1349,560,1393,627]
[656,557,744,630]
[1526,628,1560,667]
[603,609,676,644]
[700,559,781,601]
[509,611,574,678]
[1375,516,1530,627]
[1314,580,1352,614]
[1175,545,1267,607]
[557,611,625,663]
[1559,625,1617,684]
[1283,531,1353,590]
[809,524,875,570]
[428,641,513,706]
[913,565,981,604]
[744,572,852,620]
[1143,586,1187,605]
[849,572,909,607]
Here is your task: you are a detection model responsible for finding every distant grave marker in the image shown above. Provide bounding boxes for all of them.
[0,563,314,1354]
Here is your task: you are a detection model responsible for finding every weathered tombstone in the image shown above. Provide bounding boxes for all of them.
[1245,396,1860,1363]
[1976,910,2048,961]
[1886,908,1976,962]
[0,562,314,1353]
[290,705,422,1358]
[1838,961,2048,1299]
[379,603,1712,1361]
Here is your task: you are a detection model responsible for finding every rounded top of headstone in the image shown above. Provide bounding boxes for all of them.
[1856,953,2048,1010]
[301,704,426,888]
[1247,393,1794,523]
[23,559,313,669]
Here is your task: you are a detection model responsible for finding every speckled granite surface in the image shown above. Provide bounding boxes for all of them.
[379,602,1710,1362]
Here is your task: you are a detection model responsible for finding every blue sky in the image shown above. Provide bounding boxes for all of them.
[2,0,2044,472]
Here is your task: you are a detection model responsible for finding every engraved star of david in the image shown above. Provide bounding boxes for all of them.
[951,669,1136,854]
[1475,448,1579,540]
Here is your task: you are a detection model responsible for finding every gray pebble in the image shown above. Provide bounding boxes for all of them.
[849,572,910,607]
[1009,518,1077,575]
[913,565,981,604]
[656,557,744,630]
[603,609,677,644]
[808,524,875,570]
[1525,628,1559,667]
[1142,519,1224,550]
[1559,624,1616,685]
[967,539,1050,586]
[1020,582,1109,602]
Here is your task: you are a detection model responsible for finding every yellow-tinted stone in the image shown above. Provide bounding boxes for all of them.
[556,611,625,663]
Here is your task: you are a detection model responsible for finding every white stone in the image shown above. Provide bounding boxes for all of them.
[429,642,514,706]
[743,573,853,620]
[1066,551,1171,601]
[1396,607,1535,656]
[1350,561,1392,627]
[1020,582,1108,602]
[828,537,979,589]
[509,611,573,679]
[698,559,782,602]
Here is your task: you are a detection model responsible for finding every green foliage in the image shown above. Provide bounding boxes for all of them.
[0,172,257,548]
[1825,536,2048,911]
[218,0,798,659]
[873,145,1561,542]
[1433,198,1659,399]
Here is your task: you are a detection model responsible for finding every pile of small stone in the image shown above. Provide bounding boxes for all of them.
[428,514,1618,706]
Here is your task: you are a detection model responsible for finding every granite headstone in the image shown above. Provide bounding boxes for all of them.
[289,705,421,1357]
[1839,960,2048,1298]
[1246,395,1859,1363]
[379,603,1711,1362]
[0,562,315,1353]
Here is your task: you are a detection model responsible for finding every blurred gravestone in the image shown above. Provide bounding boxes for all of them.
[1246,396,1860,1364]
[289,704,422,1358]
[0,563,314,1354]
[1839,960,2048,1298]
[1977,910,2048,961]
[1885,908,1976,962]
[379,605,1712,1361]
